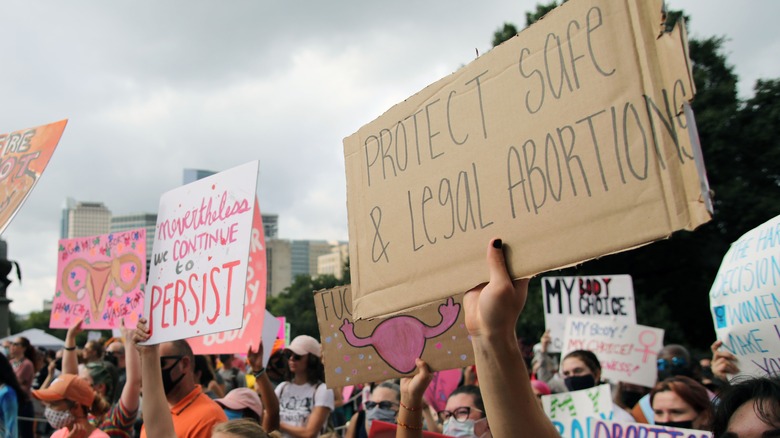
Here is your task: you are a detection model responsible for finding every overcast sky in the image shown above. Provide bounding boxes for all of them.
[2,0,778,315]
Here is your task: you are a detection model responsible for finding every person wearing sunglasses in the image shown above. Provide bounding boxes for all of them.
[274,335,334,438]
[344,381,400,438]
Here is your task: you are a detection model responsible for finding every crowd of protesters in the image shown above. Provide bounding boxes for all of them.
[0,238,778,438]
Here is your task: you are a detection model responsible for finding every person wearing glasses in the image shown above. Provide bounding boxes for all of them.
[344,381,401,438]
[437,385,490,437]
[274,335,334,438]
[132,318,228,438]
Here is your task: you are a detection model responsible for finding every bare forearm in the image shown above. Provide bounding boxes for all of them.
[255,373,279,432]
[63,333,79,375]
[140,350,176,438]
[471,334,558,438]
[121,338,141,412]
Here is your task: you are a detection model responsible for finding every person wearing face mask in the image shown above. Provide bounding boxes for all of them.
[62,320,141,438]
[650,376,713,430]
[31,373,112,438]
[560,350,636,423]
[437,385,491,438]
[344,381,400,438]
[631,344,717,424]
[133,318,227,438]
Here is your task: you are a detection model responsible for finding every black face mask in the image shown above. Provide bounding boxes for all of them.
[564,374,596,392]
[620,390,644,408]
[162,357,185,395]
[104,352,119,367]
[656,420,694,430]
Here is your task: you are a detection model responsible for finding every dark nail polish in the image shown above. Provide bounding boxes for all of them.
[493,239,503,249]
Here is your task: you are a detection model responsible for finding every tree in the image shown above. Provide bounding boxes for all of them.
[490,8,780,353]
[267,273,347,339]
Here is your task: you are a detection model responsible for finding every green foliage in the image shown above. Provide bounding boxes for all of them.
[492,22,518,47]
[525,1,562,28]
[267,273,348,340]
[503,10,780,353]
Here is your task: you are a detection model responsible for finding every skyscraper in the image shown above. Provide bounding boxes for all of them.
[60,197,111,238]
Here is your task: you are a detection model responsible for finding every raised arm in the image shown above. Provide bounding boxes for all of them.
[120,323,141,413]
[63,319,84,375]
[133,318,176,438]
[397,358,433,438]
[248,344,280,433]
[463,238,559,438]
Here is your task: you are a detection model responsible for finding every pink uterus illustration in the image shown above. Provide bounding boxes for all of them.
[340,297,460,373]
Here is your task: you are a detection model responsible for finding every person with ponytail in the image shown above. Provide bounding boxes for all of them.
[31,373,111,438]
[1,352,26,438]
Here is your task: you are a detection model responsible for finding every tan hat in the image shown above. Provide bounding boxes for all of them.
[286,335,321,358]
[32,374,94,408]
[216,388,264,420]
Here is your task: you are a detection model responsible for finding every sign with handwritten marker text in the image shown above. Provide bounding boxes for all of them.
[561,317,664,387]
[143,161,259,345]
[315,285,473,388]
[710,214,780,378]
[343,0,711,320]
[424,368,462,413]
[542,384,614,438]
[50,229,146,329]
[189,198,267,354]
[0,119,68,235]
[543,275,636,352]
[590,419,712,438]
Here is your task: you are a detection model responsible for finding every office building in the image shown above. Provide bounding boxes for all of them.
[266,238,292,296]
[317,242,350,280]
[60,198,111,238]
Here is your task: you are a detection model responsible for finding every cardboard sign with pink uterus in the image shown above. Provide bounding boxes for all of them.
[50,229,146,329]
[315,285,474,388]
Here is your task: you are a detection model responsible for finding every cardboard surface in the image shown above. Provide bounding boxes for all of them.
[543,275,636,352]
[315,285,473,388]
[343,0,710,319]
[143,161,259,345]
[189,198,268,354]
[0,119,67,235]
[590,419,712,438]
[709,214,780,378]
[561,317,664,387]
[50,229,146,329]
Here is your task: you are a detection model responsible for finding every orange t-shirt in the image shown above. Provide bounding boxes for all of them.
[140,385,227,438]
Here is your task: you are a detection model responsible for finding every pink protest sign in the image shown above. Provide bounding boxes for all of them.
[50,229,146,329]
[423,368,462,413]
[276,316,286,345]
[189,198,267,354]
[143,161,259,345]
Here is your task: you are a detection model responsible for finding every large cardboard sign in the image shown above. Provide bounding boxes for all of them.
[344,0,711,319]
[143,161,259,345]
[562,317,664,387]
[590,419,712,438]
[543,275,636,352]
[710,214,780,377]
[0,119,67,235]
[189,198,267,354]
[542,384,614,437]
[315,285,473,388]
[50,229,146,329]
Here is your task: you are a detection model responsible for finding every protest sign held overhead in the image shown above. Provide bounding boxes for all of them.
[710,214,780,377]
[344,0,711,319]
[314,285,474,388]
[189,198,267,354]
[543,275,636,352]
[542,384,614,438]
[0,119,67,235]
[51,229,146,329]
[142,161,259,345]
[562,316,664,387]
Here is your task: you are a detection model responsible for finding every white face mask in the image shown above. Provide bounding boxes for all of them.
[442,416,488,438]
[44,406,75,430]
